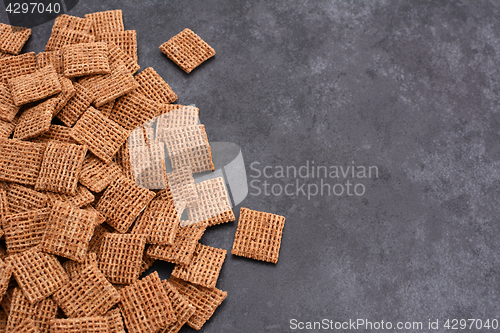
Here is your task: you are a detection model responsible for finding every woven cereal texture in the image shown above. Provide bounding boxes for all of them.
[0,52,37,83]
[95,100,114,118]
[0,138,45,186]
[8,65,61,106]
[5,184,47,214]
[0,259,12,302]
[159,28,215,73]
[9,318,39,333]
[146,224,206,265]
[85,10,124,35]
[135,67,177,104]
[161,281,195,333]
[165,166,198,214]
[105,308,126,333]
[155,106,199,135]
[53,76,76,114]
[6,287,57,333]
[13,98,56,140]
[63,42,110,77]
[168,276,227,331]
[107,42,139,74]
[185,177,234,227]
[129,141,167,190]
[97,233,146,285]
[45,184,94,208]
[45,15,93,52]
[0,118,16,138]
[57,82,94,126]
[36,51,63,74]
[80,154,123,193]
[0,23,31,55]
[96,30,137,63]
[0,285,13,314]
[35,141,87,195]
[231,207,286,264]
[110,90,159,131]
[71,107,128,163]
[3,209,49,254]
[115,141,134,180]
[6,248,69,304]
[87,223,113,254]
[62,252,97,280]
[30,125,78,145]
[96,176,155,233]
[52,263,121,318]
[49,317,109,333]
[119,272,175,333]
[0,82,19,122]
[41,201,98,262]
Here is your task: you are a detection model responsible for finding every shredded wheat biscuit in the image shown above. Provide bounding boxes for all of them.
[111,90,159,131]
[107,42,139,75]
[45,15,93,52]
[36,51,63,74]
[8,65,61,106]
[135,67,177,104]
[0,286,14,315]
[56,82,94,126]
[115,141,134,180]
[96,30,137,63]
[165,166,198,214]
[63,42,110,77]
[45,184,94,208]
[80,154,123,193]
[0,23,31,55]
[129,141,167,190]
[0,118,16,138]
[49,317,109,333]
[161,281,195,333]
[5,184,47,214]
[105,308,126,333]
[0,138,45,186]
[0,52,37,84]
[13,98,56,140]
[95,100,114,118]
[139,252,155,275]
[30,124,78,145]
[155,106,199,134]
[62,252,97,280]
[88,223,113,254]
[85,10,124,35]
[52,76,76,116]
[3,209,49,254]
[0,82,19,122]
[10,318,39,333]
[159,28,215,73]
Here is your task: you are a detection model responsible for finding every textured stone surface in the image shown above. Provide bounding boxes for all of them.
[4,0,500,332]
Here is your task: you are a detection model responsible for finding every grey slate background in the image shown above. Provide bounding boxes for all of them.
[3,0,500,332]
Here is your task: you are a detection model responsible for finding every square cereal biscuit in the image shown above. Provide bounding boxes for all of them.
[128,140,167,190]
[79,154,123,193]
[62,252,98,280]
[119,272,175,333]
[44,184,95,208]
[9,318,39,333]
[107,42,139,75]
[6,248,69,304]
[56,82,94,127]
[63,42,110,77]
[49,317,109,333]
[0,52,37,83]
[71,107,128,163]
[5,184,47,214]
[231,207,286,264]
[36,50,63,74]
[35,141,87,196]
[96,176,155,233]
[3,208,50,254]
[161,281,195,333]
[45,14,93,52]
[85,10,124,35]
[171,243,226,289]
[0,23,31,55]
[52,263,121,318]
[30,124,79,145]
[135,67,177,104]
[96,30,137,63]
[159,28,215,73]
[13,98,56,140]
[8,65,61,106]
[41,201,98,262]
[97,233,146,285]
[0,138,45,186]
[110,90,159,131]
[0,81,19,122]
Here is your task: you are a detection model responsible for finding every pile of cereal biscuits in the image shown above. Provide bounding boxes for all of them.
[0,9,286,333]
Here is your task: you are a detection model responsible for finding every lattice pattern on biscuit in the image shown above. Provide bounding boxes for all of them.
[185,177,234,227]
[0,118,16,138]
[96,176,155,233]
[0,23,31,55]
[107,42,139,75]
[105,308,126,333]
[6,287,57,333]
[135,67,177,104]
[119,271,175,333]
[0,186,8,222]
[96,30,137,63]
[41,201,98,262]
[110,90,159,131]
[0,82,19,122]
[231,207,286,264]
[161,281,195,333]
[35,141,87,196]
[62,252,97,280]
[52,76,76,116]
[45,184,95,208]
[155,107,199,136]
[168,276,227,330]
[129,141,167,190]
[6,248,69,304]
[0,259,12,302]
[115,141,134,180]
[85,10,124,35]
[0,138,45,186]
[36,50,63,74]
[160,28,215,73]
[171,243,226,288]
[45,15,93,52]
[5,184,47,214]
[0,285,13,314]
[139,252,155,275]
[57,82,94,126]
[146,224,206,265]
[30,125,78,145]
[53,263,121,318]
[161,125,214,174]
[165,166,198,214]
[127,126,154,147]
[80,154,123,193]
[8,65,61,106]
[71,107,128,164]
[9,318,39,333]
[88,223,113,254]
[97,233,146,285]
[132,195,179,246]
[0,52,37,84]
[63,42,110,77]
[50,14,92,33]
[13,98,56,140]
[49,317,109,333]
[95,100,114,118]
[3,209,49,254]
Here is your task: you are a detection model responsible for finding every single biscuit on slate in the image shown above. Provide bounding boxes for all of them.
[0,52,37,84]
[8,65,61,106]
[171,243,226,289]
[147,224,206,265]
[5,184,47,214]
[63,42,110,77]
[0,23,31,55]
[96,176,155,233]
[80,154,123,193]
[110,90,159,131]
[41,201,98,262]
[85,10,124,35]
[135,67,177,104]
[36,50,63,74]
[161,281,195,333]
[0,138,45,186]
[44,184,94,208]
[53,263,121,318]
[13,98,56,140]
[49,317,109,333]
[3,209,49,253]
[6,287,57,333]
[71,107,128,163]
[168,276,227,331]
[105,308,126,333]
[97,233,146,285]
[119,271,175,333]
[231,207,286,264]
[30,124,78,145]
[160,28,215,73]
[57,82,94,127]
[35,141,87,196]
[0,259,12,301]
[107,42,139,75]
[96,30,137,63]
[6,248,69,304]
[0,82,19,122]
